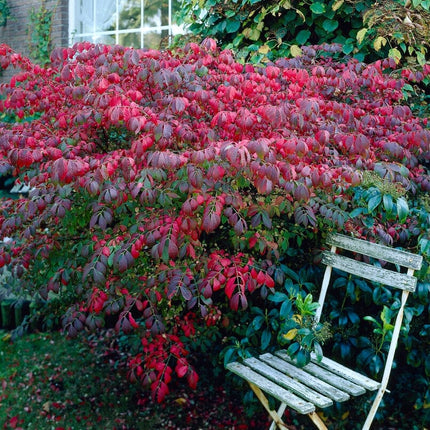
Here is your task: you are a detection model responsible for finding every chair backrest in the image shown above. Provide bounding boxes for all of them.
[315,233,423,429]
[315,233,423,323]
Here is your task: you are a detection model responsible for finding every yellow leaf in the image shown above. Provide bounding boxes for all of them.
[250,29,261,41]
[258,44,270,54]
[280,0,292,9]
[42,401,51,413]
[341,411,350,420]
[295,9,306,22]
[283,328,298,340]
[389,48,402,63]
[373,36,387,52]
[356,28,368,45]
[332,0,344,11]
[293,314,302,324]
[1,332,11,342]
[242,28,251,38]
[417,51,426,66]
[290,45,302,57]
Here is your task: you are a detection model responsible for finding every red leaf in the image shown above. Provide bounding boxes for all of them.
[176,364,188,378]
[225,277,236,299]
[265,274,275,288]
[187,369,199,390]
[230,293,240,311]
[9,416,19,429]
[202,211,220,233]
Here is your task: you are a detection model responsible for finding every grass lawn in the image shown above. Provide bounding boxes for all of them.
[0,329,269,430]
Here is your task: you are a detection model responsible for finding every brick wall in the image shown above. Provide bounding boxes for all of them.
[0,0,68,82]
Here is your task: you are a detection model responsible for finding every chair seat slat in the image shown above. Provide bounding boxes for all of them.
[263,353,350,402]
[310,353,380,391]
[322,252,417,291]
[275,351,365,396]
[244,357,333,409]
[226,361,316,414]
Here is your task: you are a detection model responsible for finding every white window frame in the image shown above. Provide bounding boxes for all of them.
[68,0,183,48]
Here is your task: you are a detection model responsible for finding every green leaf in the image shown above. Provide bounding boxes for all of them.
[296,30,311,45]
[310,2,326,14]
[287,342,300,357]
[349,207,366,218]
[226,19,241,33]
[322,19,339,33]
[295,348,310,367]
[314,342,323,361]
[268,291,288,303]
[417,51,426,66]
[223,347,236,366]
[383,194,394,214]
[261,329,271,350]
[252,315,265,331]
[368,193,382,213]
[280,299,293,319]
[397,197,409,223]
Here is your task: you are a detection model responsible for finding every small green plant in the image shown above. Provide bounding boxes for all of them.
[357,306,395,376]
[0,0,10,27]
[280,293,332,367]
[28,0,56,65]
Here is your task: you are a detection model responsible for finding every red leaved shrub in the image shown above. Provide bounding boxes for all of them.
[0,40,429,402]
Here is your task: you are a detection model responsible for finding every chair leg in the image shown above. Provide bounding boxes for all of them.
[248,382,290,429]
[308,411,328,430]
[269,403,288,430]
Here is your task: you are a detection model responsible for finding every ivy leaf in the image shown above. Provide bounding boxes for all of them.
[226,18,241,33]
[388,48,402,63]
[290,45,303,57]
[310,2,326,14]
[356,28,368,45]
[295,30,311,45]
[322,19,339,33]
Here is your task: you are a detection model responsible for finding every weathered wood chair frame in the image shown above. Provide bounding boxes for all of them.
[226,233,423,429]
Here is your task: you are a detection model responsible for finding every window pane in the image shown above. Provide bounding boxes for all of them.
[119,32,141,48]
[95,0,116,32]
[93,33,116,45]
[144,0,168,27]
[74,0,94,33]
[119,0,141,30]
[143,30,168,49]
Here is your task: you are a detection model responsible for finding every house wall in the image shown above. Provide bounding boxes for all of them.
[0,0,68,82]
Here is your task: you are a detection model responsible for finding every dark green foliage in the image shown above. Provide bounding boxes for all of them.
[178,0,430,65]
[0,0,10,27]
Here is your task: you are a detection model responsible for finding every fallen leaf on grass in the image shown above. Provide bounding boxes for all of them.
[42,401,51,412]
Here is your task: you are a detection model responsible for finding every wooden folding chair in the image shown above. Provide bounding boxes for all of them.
[226,233,423,429]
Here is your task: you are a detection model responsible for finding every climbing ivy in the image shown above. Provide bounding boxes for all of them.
[0,0,10,27]
[28,0,56,66]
